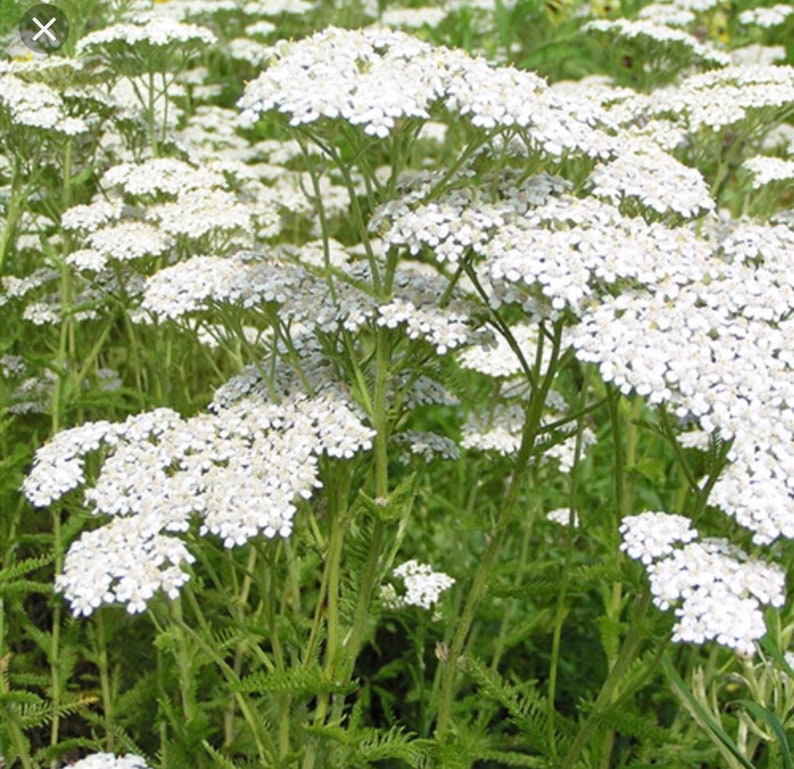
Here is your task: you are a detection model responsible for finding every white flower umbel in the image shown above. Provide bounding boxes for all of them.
[66,754,151,769]
[571,217,794,545]
[26,385,374,616]
[650,65,794,134]
[621,513,785,656]
[0,74,88,134]
[238,26,444,137]
[548,508,580,528]
[77,18,217,56]
[743,156,794,188]
[584,18,730,69]
[61,200,124,233]
[738,4,794,28]
[484,196,710,319]
[239,27,616,157]
[619,511,697,564]
[589,140,714,217]
[462,403,524,455]
[150,188,253,239]
[101,158,226,197]
[381,560,456,610]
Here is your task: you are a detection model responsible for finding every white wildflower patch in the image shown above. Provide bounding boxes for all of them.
[66,754,152,769]
[101,158,227,197]
[584,18,730,69]
[0,75,88,134]
[27,382,374,615]
[150,188,253,239]
[655,65,794,134]
[239,27,444,137]
[622,513,785,656]
[77,18,217,56]
[742,156,794,187]
[589,141,714,217]
[458,323,540,379]
[571,218,794,544]
[620,511,697,564]
[462,403,524,455]
[548,508,580,528]
[381,560,456,610]
[738,4,794,28]
[239,26,616,157]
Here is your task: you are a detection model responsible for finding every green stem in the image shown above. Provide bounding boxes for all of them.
[435,323,565,737]
[179,589,276,761]
[96,612,114,750]
[547,368,592,760]
[561,591,651,768]
[170,597,197,722]
[224,546,257,747]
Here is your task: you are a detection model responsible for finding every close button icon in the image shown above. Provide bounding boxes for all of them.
[19,4,69,54]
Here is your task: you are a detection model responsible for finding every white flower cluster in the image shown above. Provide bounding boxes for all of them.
[589,141,714,217]
[239,26,616,157]
[571,218,794,544]
[66,754,151,769]
[620,511,697,564]
[462,403,524,455]
[651,65,794,134]
[102,158,227,197]
[380,560,455,610]
[394,430,460,462]
[0,75,88,134]
[620,512,786,656]
[61,200,124,233]
[239,26,442,138]
[25,380,374,615]
[458,323,542,379]
[584,18,730,68]
[61,156,275,279]
[743,156,794,188]
[77,17,217,56]
[738,4,794,28]
[547,508,580,528]
[484,196,709,318]
[73,222,173,270]
[140,249,373,333]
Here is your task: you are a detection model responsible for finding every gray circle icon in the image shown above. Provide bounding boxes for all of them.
[19,4,69,54]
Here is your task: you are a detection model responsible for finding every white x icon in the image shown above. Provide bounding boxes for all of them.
[32,16,57,42]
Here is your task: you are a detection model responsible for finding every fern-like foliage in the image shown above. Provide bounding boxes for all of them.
[307,722,430,767]
[463,655,575,756]
[235,663,353,698]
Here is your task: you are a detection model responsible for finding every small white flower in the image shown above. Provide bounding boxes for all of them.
[384,560,456,610]
[66,754,151,769]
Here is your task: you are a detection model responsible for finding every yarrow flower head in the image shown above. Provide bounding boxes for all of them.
[621,512,786,656]
[77,17,217,58]
[239,26,616,157]
[25,369,375,616]
[66,755,151,769]
[380,559,455,610]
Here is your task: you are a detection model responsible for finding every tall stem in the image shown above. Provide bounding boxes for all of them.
[561,592,651,768]
[435,323,565,737]
[547,368,591,759]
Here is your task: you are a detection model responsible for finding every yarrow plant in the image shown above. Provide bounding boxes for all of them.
[1,0,794,767]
